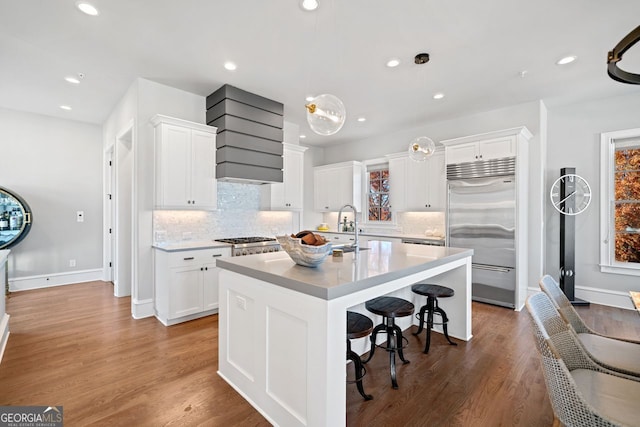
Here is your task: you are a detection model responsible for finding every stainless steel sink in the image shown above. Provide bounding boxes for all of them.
[338,246,369,253]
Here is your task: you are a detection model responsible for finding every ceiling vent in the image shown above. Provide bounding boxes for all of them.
[206,85,284,185]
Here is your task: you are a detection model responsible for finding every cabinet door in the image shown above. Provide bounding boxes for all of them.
[446,142,478,164]
[479,136,516,160]
[159,124,191,207]
[190,130,217,209]
[202,263,219,311]
[314,168,333,211]
[426,151,446,210]
[284,148,304,209]
[405,158,430,209]
[388,157,407,212]
[168,265,203,318]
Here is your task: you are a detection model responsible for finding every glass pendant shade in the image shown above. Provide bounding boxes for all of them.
[305,94,346,136]
[408,136,436,161]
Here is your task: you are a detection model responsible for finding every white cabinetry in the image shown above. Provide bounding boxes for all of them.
[387,151,445,211]
[443,133,517,164]
[152,115,217,210]
[154,246,231,325]
[313,161,363,212]
[261,144,307,210]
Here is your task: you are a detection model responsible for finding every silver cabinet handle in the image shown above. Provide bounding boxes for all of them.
[212,254,222,257]
[183,257,195,261]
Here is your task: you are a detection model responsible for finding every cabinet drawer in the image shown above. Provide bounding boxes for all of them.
[160,248,231,267]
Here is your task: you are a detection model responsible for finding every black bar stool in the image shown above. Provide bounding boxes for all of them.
[362,296,414,389]
[411,283,457,354]
[346,311,374,400]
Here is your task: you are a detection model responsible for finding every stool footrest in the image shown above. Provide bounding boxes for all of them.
[373,335,410,351]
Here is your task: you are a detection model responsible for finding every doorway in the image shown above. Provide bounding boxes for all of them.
[112,122,134,297]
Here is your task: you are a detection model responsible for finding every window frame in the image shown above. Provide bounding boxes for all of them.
[599,128,640,276]
[363,160,396,226]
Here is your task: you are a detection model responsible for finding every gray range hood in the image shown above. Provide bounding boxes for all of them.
[206,84,284,184]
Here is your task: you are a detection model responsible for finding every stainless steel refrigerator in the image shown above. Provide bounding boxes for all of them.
[446,158,516,308]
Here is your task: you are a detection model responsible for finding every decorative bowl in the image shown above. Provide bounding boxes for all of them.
[276,235,332,268]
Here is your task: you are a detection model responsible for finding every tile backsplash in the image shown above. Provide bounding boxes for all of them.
[154,182,445,243]
[153,182,298,242]
[321,211,445,236]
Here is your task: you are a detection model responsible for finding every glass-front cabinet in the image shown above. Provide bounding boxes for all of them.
[0,186,32,249]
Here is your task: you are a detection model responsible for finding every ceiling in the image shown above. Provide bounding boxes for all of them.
[2,0,640,147]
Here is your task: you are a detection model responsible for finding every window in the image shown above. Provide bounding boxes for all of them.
[600,129,640,276]
[367,166,392,222]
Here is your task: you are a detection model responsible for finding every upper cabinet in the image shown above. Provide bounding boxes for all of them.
[261,144,307,210]
[314,161,363,212]
[441,128,532,165]
[152,115,217,210]
[387,150,445,211]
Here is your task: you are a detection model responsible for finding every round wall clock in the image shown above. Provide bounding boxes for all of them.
[550,173,592,215]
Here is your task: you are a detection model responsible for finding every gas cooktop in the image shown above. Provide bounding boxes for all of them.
[214,236,280,256]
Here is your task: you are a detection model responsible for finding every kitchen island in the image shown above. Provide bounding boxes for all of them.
[216,241,473,427]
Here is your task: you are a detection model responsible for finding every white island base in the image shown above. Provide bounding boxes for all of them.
[217,241,473,427]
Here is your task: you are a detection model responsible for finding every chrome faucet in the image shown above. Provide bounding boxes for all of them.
[337,204,359,254]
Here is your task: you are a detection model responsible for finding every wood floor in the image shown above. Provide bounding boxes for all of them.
[1,282,639,426]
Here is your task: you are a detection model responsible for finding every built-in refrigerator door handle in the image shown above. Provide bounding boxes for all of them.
[472,263,513,273]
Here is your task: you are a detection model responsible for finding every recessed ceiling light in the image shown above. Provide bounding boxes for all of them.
[299,134,307,139]
[556,55,577,65]
[433,93,445,100]
[60,105,72,111]
[224,62,237,71]
[518,70,528,78]
[76,2,99,16]
[386,59,400,68]
[305,96,314,102]
[65,76,81,84]
[301,0,319,11]
[357,117,366,122]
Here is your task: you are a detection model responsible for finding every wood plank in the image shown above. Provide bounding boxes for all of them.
[1,282,638,426]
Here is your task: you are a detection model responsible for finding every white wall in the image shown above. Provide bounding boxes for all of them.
[546,91,640,297]
[0,107,103,285]
[103,78,206,317]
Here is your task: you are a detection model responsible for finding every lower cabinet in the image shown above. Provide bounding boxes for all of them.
[154,246,231,325]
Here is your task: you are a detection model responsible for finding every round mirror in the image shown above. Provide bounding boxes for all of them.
[0,186,33,249]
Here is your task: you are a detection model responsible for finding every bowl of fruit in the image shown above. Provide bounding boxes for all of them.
[276,231,332,267]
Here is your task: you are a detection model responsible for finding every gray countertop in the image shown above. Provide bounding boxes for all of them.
[152,240,233,252]
[317,230,445,242]
[216,241,472,300]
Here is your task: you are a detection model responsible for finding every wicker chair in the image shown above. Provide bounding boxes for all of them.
[539,275,640,378]
[526,293,640,427]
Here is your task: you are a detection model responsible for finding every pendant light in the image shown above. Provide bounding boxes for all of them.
[303,0,346,136]
[408,53,436,161]
[607,25,640,84]
[408,136,436,162]
[306,94,346,136]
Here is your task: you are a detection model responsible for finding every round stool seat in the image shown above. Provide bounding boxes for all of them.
[411,283,454,298]
[347,311,374,340]
[365,296,414,318]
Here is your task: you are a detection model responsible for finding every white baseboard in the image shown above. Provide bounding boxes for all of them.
[132,298,154,319]
[527,284,635,310]
[0,313,10,365]
[9,269,104,292]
